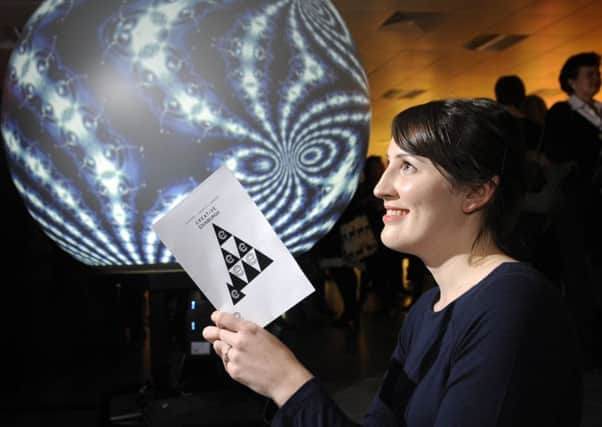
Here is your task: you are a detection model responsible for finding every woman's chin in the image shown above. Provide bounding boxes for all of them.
[381,230,423,256]
[380,233,408,254]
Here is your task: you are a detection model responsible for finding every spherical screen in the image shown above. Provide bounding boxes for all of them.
[1,0,370,267]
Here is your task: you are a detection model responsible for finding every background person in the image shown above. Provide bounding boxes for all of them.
[541,51,602,370]
[523,93,548,129]
[493,74,543,153]
[493,75,556,278]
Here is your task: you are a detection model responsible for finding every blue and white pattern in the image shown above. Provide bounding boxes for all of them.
[1,0,370,267]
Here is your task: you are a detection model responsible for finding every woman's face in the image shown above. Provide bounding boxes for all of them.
[373,140,470,258]
[569,65,601,100]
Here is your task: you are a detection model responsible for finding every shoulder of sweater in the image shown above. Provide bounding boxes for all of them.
[402,287,438,324]
[459,263,561,317]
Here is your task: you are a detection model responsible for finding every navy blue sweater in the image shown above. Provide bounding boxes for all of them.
[272,262,583,426]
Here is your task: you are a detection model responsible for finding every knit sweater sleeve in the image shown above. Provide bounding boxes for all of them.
[270,293,426,427]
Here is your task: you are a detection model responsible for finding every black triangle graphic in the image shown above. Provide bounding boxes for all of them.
[221,248,239,268]
[227,283,245,305]
[214,224,274,300]
[229,272,248,291]
[213,224,231,245]
[255,249,273,271]
[242,261,260,283]
[234,237,252,256]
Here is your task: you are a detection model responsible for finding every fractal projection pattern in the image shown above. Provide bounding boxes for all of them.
[1,0,370,267]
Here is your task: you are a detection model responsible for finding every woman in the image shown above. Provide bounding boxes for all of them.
[203,99,583,426]
[541,52,602,369]
[541,51,601,224]
[541,51,601,226]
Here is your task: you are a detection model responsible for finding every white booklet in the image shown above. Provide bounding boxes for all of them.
[152,166,315,327]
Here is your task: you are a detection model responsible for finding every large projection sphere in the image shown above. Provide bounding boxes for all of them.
[1,0,370,267]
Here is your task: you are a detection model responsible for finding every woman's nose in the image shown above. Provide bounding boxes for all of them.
[373,170,390,199]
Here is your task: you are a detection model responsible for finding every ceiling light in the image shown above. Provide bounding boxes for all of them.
[382,89,426,100]
[380,11,446,33]
[464,34,528,51]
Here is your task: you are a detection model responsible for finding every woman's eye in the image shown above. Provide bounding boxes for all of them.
[400,161,416,174]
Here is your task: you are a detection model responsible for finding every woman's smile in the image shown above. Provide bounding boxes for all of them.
[383,207,409,223]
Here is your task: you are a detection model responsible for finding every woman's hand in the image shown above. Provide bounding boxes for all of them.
[202,311,314,407]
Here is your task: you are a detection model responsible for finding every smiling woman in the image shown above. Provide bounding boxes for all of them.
[203,98,583,427]
[375,99,526,266]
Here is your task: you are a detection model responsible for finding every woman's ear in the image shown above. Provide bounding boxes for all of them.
[462,176,499,214]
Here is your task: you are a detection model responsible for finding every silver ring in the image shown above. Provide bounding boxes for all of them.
[224,345,231,364]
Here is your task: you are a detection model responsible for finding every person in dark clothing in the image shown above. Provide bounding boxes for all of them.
[494,75,543,152]
[493,75,560,285]
[540,51,602,370]
[203,99,583,426]
[273,264,580,427]
[542,52,601,247]
[493,75,548,264]
[523,93,548,128]
[541,51,602,257]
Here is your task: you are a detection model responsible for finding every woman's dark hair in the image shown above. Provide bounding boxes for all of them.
[391,98,526,254]
[559,52,601,95]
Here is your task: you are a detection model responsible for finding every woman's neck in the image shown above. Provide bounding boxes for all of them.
[426,246,515,312]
